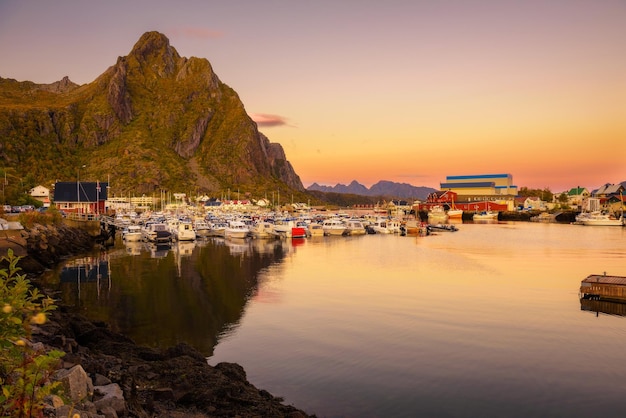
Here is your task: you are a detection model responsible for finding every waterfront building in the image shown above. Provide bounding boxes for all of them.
[53,181,108,214]
[439,174,518,197]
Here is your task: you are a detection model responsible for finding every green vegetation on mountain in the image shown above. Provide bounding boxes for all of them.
[0,31,306,202]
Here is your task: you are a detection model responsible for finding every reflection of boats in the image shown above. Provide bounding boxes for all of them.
[473,211,499,221]
[580,274,626,302]
[145,242,171,258]
[122,225,142,242]
[124,241,143,256]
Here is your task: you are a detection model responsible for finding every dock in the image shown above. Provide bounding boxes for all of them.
[580,274,626,302]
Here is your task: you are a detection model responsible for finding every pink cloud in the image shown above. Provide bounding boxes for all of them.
[250,113,289,127]
[169,26,223,39]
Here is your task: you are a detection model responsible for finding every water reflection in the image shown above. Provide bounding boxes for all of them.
[580,299,626,317]
[40,237,292,356]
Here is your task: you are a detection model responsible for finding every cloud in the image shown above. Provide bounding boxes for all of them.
[250,113,290,127]
[168,26,224,39]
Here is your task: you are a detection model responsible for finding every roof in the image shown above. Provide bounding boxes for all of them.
[568,187,587,196]
[582,274,626,286]
[446,174,511,181]
[54,182,109,202]
[440,182,496,188]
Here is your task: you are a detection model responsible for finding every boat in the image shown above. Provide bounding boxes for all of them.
[580,211,624,227]
[307,222,324,237]
[530,212,557,223]
[171,219,197,241]
[292,222,308,238]
[224,220,251,239]
[428,224,459,232]
[428,205,449,224]
[142,221,173,243]
[447,199,463,219]
[250,221,275,239]
[121,224,143,242]
[193,219,212,238]
[473,211,499,221]
[343,218,366,236]
[322,218,347,236]
[207,221,228,237]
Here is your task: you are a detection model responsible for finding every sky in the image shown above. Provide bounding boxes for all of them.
[1,0,624,192]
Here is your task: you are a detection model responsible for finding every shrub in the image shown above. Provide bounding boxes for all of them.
[0,249,64,417]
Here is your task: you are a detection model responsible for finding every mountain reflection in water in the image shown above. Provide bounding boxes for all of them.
[40,238,292,356]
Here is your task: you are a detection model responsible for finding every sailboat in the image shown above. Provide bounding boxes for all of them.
[447,198,463,219]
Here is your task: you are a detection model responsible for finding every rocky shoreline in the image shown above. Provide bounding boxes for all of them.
[2,223,314,417]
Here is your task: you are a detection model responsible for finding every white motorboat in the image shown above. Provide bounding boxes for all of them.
[322,218,347,236]
[344,219,366,235]
[473,211,499,221]
[193,219,212,238]
[250,221,275,239]
[122,224,143,242]
[580,211,624,226]
[171,219,197,241]
[428,206,449,224]
[224,220,251,239]
[142,222,172,243]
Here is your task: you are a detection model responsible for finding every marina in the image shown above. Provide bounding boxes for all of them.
[40,221,626,418]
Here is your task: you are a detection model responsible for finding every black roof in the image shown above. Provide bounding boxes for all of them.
[54,182,108,202]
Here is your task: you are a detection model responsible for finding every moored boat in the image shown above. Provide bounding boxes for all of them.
[473,211,499,221]
[224,220,251,239]
[580,211,624,226]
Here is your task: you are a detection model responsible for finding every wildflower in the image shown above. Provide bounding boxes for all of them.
[2,304,12,313]
[15,339,26,346]
[31,312,47,325]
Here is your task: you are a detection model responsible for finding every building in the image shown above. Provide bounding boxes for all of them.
[29,185,51,207]
[440,174,518,197]
[53,181,108,214]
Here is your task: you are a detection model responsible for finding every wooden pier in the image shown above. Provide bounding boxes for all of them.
[580,274,626,302]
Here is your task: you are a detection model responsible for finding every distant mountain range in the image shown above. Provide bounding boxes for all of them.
[307,180,437,200]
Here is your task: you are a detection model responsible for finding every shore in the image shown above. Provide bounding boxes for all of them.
[1,222,314,417]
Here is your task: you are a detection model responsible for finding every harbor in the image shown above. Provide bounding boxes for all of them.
[39,221,626,418]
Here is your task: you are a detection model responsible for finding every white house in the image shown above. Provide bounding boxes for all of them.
[29,185,51,207]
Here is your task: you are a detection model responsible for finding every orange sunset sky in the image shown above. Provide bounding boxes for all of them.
[1,0,624,192]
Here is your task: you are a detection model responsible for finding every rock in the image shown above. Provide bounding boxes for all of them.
[53,364,94,403]
[93,383,126,416]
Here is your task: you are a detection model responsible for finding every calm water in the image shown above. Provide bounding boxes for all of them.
[41,222,626,417]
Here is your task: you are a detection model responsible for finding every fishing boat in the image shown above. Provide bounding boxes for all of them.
[473,211,499,221]
[427,205,448,224]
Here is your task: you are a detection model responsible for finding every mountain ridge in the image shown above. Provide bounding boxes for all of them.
[0,31,305,201]
[308,180,437,200]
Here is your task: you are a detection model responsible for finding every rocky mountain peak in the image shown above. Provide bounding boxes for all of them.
[128,31,180,77]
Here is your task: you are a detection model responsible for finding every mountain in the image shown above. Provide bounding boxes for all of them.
[0,31,304,200]
[308,180,436,200]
